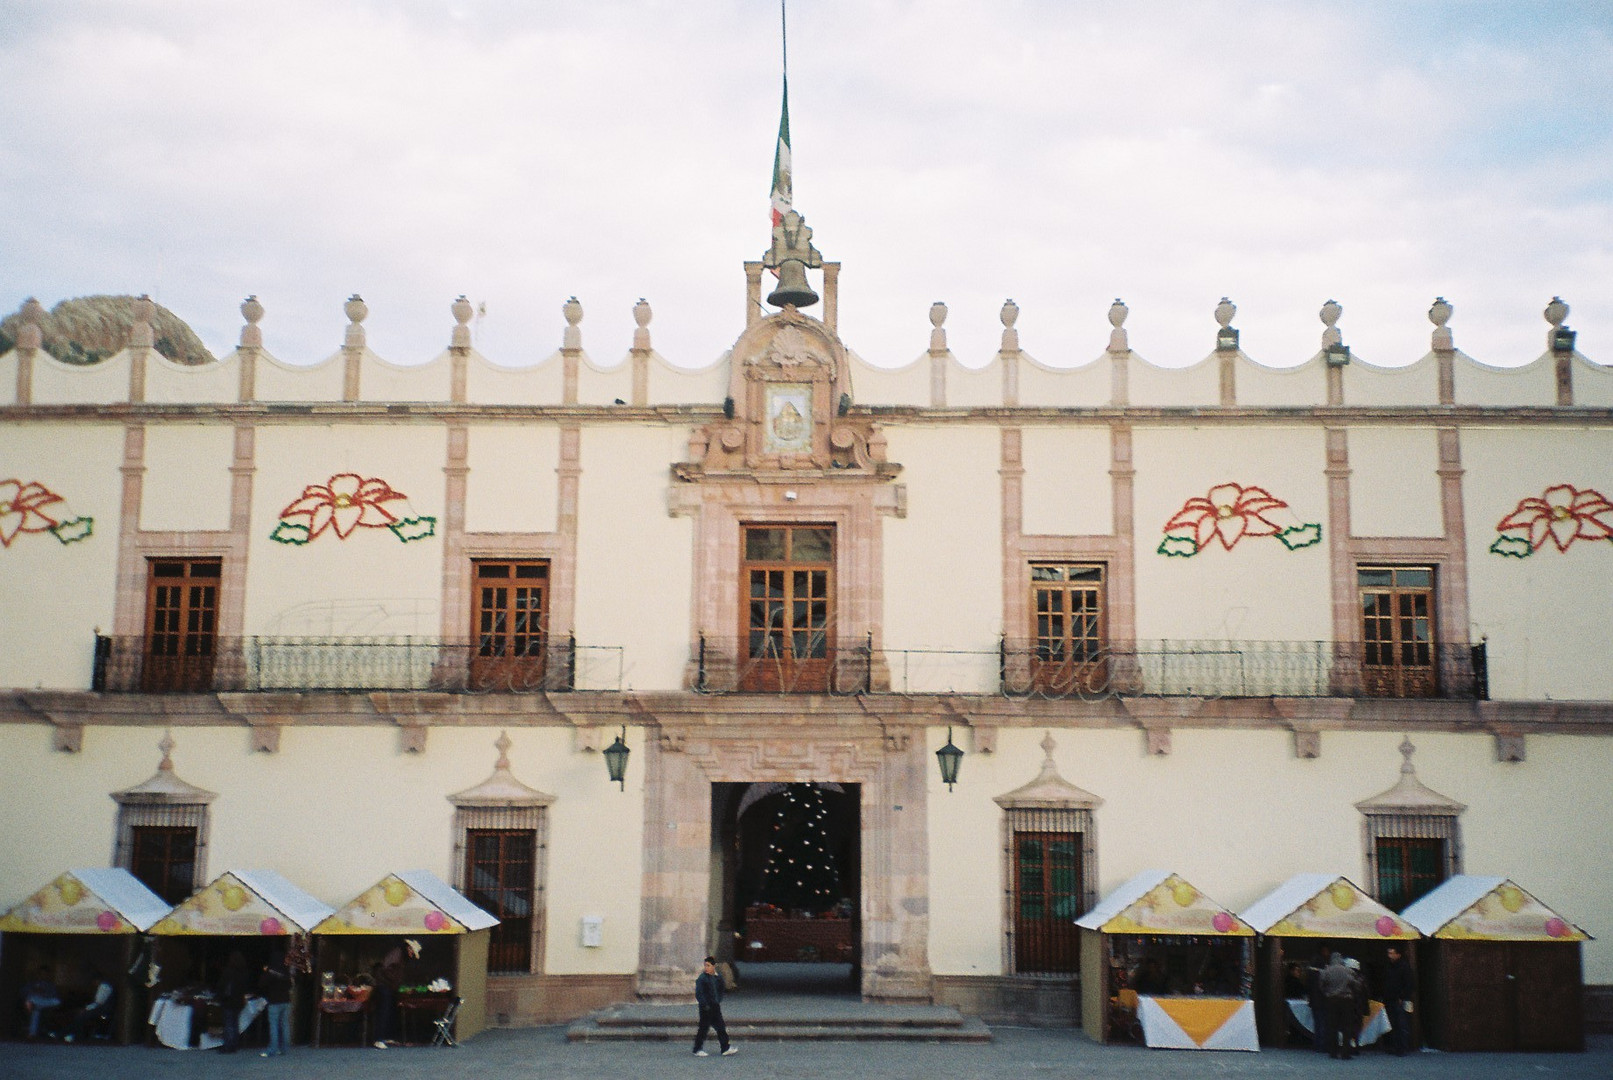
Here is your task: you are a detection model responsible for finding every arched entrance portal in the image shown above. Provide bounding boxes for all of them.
[712,782,860,995]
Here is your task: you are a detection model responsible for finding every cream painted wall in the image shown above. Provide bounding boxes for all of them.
[0,724,646,975]
[574,426,692,691]
[945,359,1001,407]
[140,425,235,532]
[465,425,560,534]
[1016,356,1110,408]
[1453,355,1556,407]
[360,353,452,402]
[464,353,566,406]
[882,426,1000,692]
[1347,427,1442,538]
[1020,426,1113,537]
[1237,357,1326,407]
[145,354,240,404]
[253,354,344,402]
[1343,356,1439,406]
[1128,355,1219,407]
[244,425,447,636]
[927,726,1613,982]
[576,356,634,406]
[1572,358,1613,408]
[1462,426,1613,700]
[0,423,122,688]
[0,352,16,406]
[1132,427,1332,641]
[646,354,727,406]
[849,355,928,406]
[32,351,130,404]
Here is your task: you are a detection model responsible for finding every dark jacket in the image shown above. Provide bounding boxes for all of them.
[259,962,292,1006]
[219,963,250,1010]
[695,971,723,1010]
[1382,956,1414,1004]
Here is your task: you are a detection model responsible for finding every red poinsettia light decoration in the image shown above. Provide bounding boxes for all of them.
[1491,484,1613,558]
[270,473,436,545]
[279,473,406,539]
[0,479,63,546]
[1158,482,1322,557]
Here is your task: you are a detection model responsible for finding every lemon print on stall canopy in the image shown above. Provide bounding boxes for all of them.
[384,879,410,907]
[1498,885,1525,913]
[1171,882,1197,908]
[221,883,249,912]
[1329,883,1356,911]
[57,877,84,907]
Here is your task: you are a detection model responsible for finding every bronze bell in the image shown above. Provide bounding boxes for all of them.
[766,260,819,309]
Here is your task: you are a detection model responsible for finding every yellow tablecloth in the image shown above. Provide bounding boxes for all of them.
[1138,996,1259,1051]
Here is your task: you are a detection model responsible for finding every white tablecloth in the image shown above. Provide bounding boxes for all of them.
[1138,996,1259,1051]
[1287,997,1391,1044]
[148,996,266,1049]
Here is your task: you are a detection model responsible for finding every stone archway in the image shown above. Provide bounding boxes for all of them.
[634,727,930,1003]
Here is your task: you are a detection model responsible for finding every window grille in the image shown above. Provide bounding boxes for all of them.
[1003,807,1095,975]
[114,803,209,904]
[453,806,546,975]
[1363,812,1461,911]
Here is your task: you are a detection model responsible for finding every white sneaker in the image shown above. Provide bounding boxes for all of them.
[693,1049,709,1056]
[721,1046,738,1055]
[374,1040,389,1049]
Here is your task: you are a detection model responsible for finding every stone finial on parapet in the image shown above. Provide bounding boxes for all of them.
[1000,299,1021,406]
[1546,296,1574,405]
[562,296,584,350]
[1429,296,1454,351]
[999,299,1020,352]
[17,297,45,352]
[1107,298,1129,353]
[928,301,948,352]
[630,298,652,406]
[450,295,473,350]
[130,294,155,349]
[1214,297,1238,352]
[561,296,583,405]
[928,302,948,407]
[240,295,264,349]
[343,294,368,348]
[1320,299,1345,354]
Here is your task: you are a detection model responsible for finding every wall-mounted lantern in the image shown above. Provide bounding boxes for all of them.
[603,726,630,791]
[936,727,964,792]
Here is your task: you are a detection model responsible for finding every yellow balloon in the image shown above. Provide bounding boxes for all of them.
[1329,883,1356,911]
[384,879,410,907]
[221,884,249,912]
[1498,885,1525,913]
[1171,882,1197,908]
[57,878,84,907]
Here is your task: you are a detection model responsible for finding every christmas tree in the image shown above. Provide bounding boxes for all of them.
[757,784,842,913]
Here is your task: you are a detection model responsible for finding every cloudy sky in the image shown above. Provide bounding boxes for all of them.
[2,0,1610,371]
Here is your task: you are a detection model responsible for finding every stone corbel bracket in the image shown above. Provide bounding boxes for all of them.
[250,723,284,754]
[1479,701,1540,763]
[51,719,85,753]
[1272,698,1353,760]
[1121,698,1205,756]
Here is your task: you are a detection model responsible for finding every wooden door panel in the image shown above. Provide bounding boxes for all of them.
[1440,942,1512,1051]
[1513,943,1583,1052]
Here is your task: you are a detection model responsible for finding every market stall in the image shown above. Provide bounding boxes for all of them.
[1240,873,1420,1048]
[312,870,496,1046]
[1401,876,1589,1052]
[1077,870,1257,1051]
[145,870,332,1050]
[0,869,170,1044]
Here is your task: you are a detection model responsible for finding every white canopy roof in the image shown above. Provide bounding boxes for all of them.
[1076,869,1172,931]
[1399,876,1505,936]
[1240,874,1342,934]
[396,869,498,932]
[73,868,172,932]
[232,869,336,933]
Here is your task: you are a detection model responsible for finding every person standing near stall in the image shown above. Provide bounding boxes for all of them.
[218,951,251,1054]
[259,956,292,1057]
[1382,945,1414,1057]
[1318,953,1355,1059]
[372,938,419,1048]
[692,956,736,1057]
[1307,944,1334,1052]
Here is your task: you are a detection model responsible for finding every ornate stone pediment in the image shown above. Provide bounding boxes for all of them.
[675,310,899,480]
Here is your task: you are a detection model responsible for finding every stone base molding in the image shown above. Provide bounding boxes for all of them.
[931,974,1079,1028]
[485,973,637,1027]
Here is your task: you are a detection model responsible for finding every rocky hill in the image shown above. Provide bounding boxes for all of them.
[0,295,215,366]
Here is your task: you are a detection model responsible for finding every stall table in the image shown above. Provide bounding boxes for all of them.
[147,994,267,1050]
[312,997,369,1048]
[1139,996,1259,1051]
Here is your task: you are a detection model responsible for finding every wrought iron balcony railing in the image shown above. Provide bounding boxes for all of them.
[91,635,624,694]
[690,636,1486,701]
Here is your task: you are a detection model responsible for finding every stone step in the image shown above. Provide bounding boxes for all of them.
[567,1019,993,1043]
[567,1000,993,1043]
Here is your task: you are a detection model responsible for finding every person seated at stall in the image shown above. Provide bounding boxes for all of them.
[22,968,62,1040]
[63,969,115,1043]
[1282,961,1308,999]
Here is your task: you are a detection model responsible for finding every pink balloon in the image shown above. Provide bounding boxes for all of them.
[259,917,283,936]
[1545,917,1568,938]
[1212,911,1234,934]
[423,910,446,932]
[96,910,119,932]
[1376,915,1398,937]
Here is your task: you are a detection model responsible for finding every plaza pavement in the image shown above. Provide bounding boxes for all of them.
[3,1028,1610,1080]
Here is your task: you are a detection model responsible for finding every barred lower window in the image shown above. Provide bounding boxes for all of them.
[455,807,546,975]
[1005,808,1095,975]
[115,804,209,904]
[1364,813,1460,912]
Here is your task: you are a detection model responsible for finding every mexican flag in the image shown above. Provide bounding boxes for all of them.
[770,75,792,227]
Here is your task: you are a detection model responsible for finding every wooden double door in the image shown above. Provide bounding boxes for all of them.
[1427,941,1583,1052]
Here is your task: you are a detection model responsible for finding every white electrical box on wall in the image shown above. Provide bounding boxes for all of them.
[581,915,604,948]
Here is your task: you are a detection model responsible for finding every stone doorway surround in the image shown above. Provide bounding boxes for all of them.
[635,712,931,1004]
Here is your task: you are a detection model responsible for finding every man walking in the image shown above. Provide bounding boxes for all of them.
[692,956,736,1057]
